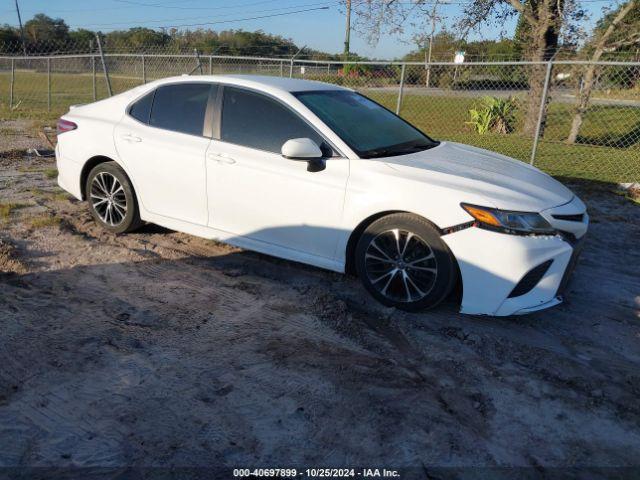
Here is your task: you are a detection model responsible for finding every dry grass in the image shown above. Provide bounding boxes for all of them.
[17,166,43,173]
[50,191,71,201]
[28,188,48,197]
[0,238,27,274]
[29,188,70,201]
[16,166,58,179]
[28,214,61,229]
[0,202,28,222]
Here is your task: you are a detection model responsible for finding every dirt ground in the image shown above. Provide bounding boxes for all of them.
[1,145,640,478]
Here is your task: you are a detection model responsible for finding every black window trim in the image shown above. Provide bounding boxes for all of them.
[126,81,219,139]
[216,84,345,159]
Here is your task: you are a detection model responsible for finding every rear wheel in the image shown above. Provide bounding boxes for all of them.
[355,213,456,312]
[86,162,142,234]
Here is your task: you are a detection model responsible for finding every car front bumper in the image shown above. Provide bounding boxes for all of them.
[442,225,585,316]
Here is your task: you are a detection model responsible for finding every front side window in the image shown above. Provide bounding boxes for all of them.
[294,90,438,158]
[221,87,327,154]
[149,83,213,136]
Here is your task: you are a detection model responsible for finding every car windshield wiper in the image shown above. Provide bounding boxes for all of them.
[362,141,438,158]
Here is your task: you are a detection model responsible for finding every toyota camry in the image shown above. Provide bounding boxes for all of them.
[55,75,588,315]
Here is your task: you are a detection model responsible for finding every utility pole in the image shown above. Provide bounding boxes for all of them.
[343,0,351,60]
[425,0,440,88]
[14,0,27,56]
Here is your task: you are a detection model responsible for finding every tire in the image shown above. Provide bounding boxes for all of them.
[85,161,143,234]
[355,213,456,312]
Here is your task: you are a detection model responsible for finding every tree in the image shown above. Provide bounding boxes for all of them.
[566,1,639,144]
[105,28,169,51]
[0,25,20,52]
[24,14,69,44]
[403,30,458,62]
[69,28,97,48]
[165,29,301,57]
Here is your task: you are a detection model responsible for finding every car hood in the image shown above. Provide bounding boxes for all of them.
[381,141,574,212]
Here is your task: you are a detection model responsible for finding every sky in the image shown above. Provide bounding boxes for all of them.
[0,0,616,59]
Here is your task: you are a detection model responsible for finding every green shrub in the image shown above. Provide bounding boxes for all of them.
[467,96,518,135]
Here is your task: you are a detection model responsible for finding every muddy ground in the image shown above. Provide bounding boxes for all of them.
[1,148,639,478]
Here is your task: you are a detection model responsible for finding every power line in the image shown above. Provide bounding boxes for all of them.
[67,1,336,28]
[0,0,313,16]
[112,0,294,10]
[138,6,332,30]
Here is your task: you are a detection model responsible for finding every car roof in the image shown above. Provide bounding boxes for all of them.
[153,74,349,95]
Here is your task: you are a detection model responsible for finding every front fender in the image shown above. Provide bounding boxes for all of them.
[337,161,492,265]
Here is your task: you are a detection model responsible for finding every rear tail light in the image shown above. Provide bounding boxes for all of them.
[57,118,77,135]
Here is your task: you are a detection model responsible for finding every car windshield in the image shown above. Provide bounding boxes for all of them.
[293,90,438,158]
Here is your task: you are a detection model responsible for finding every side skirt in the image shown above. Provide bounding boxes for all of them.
[139,210,345,274]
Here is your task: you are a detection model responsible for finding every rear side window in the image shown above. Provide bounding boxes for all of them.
[221,87,325,154]
[149,83,212,136]
[129,91,154,124]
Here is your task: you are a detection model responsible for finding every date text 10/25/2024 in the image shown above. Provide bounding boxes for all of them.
[233,468,401,478]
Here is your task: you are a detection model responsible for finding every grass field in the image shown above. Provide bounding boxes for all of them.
[1,70,638,183]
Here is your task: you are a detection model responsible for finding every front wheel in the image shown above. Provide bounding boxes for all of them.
[86,162,142,234]
[355,213,457,312]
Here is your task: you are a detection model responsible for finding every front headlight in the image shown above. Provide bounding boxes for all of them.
[461,203,556,235]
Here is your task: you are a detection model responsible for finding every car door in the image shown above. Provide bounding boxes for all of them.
[114,82,215,226]
[206,86,349,260]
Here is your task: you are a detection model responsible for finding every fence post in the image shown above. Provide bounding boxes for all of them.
[209,56,213,75]
[47,57,51,111]
[396,64,406,115]
[280,60,284,77]
[195,49,204,75]
[188,49,204,75]
[141,54,146,84]
[10,58,15,109]
[95,34,113,97]
[530,60,553,166]
[425,61,432,89]
[91,55,97,101]
[288,46,306,79]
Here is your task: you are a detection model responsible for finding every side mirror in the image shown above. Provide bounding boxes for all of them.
[281,138,325,172]
[281,138,323,160]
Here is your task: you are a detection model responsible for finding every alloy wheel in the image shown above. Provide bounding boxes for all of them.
[90,172,127,226]
[364,228,438,303]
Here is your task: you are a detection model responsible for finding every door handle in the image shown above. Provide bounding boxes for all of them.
[207,153,236,165]
[121,134,142,143]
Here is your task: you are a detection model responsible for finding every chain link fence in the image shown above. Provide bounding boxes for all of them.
[1,47,639,183]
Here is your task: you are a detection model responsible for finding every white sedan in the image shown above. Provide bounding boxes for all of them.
[55,75,588,315]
